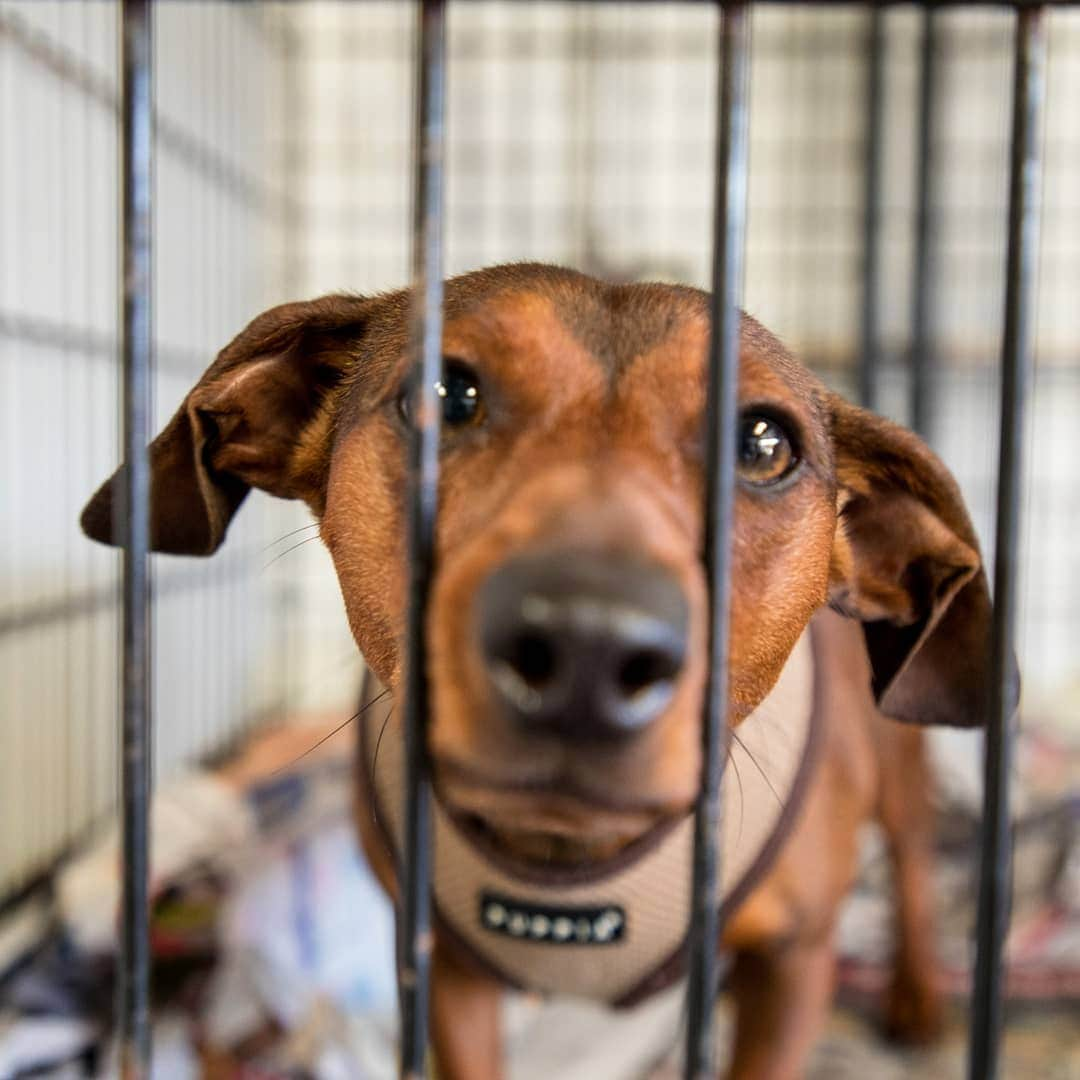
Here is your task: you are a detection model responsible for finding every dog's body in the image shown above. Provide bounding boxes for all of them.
[358,607,942,1079]
[83,264,995,1079]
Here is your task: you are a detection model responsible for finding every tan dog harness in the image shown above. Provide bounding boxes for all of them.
[360,625,820,1007]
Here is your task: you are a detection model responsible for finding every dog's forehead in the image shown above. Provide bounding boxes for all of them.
[346,264,827,425]
[442,267,705,373]
[448,274,824,414]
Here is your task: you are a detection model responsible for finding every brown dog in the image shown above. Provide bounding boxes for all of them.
[82,264,995,1079]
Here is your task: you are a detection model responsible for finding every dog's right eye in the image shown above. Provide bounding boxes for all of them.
[738,413,798,485]
[397,360,484,429]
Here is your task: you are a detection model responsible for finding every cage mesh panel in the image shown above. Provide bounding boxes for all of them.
[291,1,1080,733]
[0,0,298,898]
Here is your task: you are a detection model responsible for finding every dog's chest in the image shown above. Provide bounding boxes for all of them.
[359,629,820,1006]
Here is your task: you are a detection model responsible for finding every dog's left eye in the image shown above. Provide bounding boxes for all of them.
[738,414,797,485]
[398,360,483,428]
[437,362,483,426]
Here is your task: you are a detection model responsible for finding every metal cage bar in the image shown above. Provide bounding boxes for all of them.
[117,1,154,1076]
[910,7,939,438]
[968,6,1047,1078]
[684,6,751,1078]
[399,2,447,1078]
[859,8,886,412]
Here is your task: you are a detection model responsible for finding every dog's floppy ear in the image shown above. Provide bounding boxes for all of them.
[827,394,1007,727]
[81,295,373,555]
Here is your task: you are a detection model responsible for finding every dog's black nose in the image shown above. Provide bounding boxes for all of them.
[477,551,689,740]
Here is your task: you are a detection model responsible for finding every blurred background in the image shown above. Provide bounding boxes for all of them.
[0,2,1077,1077]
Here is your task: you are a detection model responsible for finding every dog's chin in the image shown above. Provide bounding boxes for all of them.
[435,771,678,868]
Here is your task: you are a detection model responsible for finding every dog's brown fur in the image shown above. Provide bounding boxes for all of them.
[82,264,998,1079]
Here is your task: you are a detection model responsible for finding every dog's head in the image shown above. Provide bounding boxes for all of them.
[82,264,994,861]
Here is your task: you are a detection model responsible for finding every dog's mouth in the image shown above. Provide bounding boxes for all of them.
[458,813,662,868]
[435,759,679,869]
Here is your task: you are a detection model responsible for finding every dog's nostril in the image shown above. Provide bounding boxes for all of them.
[617,648,679,698]
[506,631,557,689]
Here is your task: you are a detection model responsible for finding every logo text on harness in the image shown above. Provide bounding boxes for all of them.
[479,891,626,946]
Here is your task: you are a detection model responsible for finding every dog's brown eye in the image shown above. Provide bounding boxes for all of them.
[738,414,796,485]
[397,360,483,428]
[437,362,483,426]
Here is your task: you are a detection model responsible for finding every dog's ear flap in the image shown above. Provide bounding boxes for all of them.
[827,395,1008,727]
[80,295,372,555]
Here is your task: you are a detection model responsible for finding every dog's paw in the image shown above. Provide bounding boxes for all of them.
[883,969,945,1046]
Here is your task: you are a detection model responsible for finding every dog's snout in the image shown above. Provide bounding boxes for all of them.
[477,551,689,740]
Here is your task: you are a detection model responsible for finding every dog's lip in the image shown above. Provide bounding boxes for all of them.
[433,753,678,817]
[433,764,682,872]
[454,811,672,871]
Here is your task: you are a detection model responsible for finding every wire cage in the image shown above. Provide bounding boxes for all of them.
[2,1,1079,1078]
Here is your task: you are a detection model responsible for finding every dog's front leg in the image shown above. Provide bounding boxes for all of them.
[724,936,835,1080]
[430,935,504,1080]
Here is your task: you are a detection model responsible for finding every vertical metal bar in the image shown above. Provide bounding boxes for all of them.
[968,8,1046,1079]
[859,8,886,413]
[910,9,938,438]
[399,2,445,1078]
[117,1,153,1077]
[684,6,749,1079]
